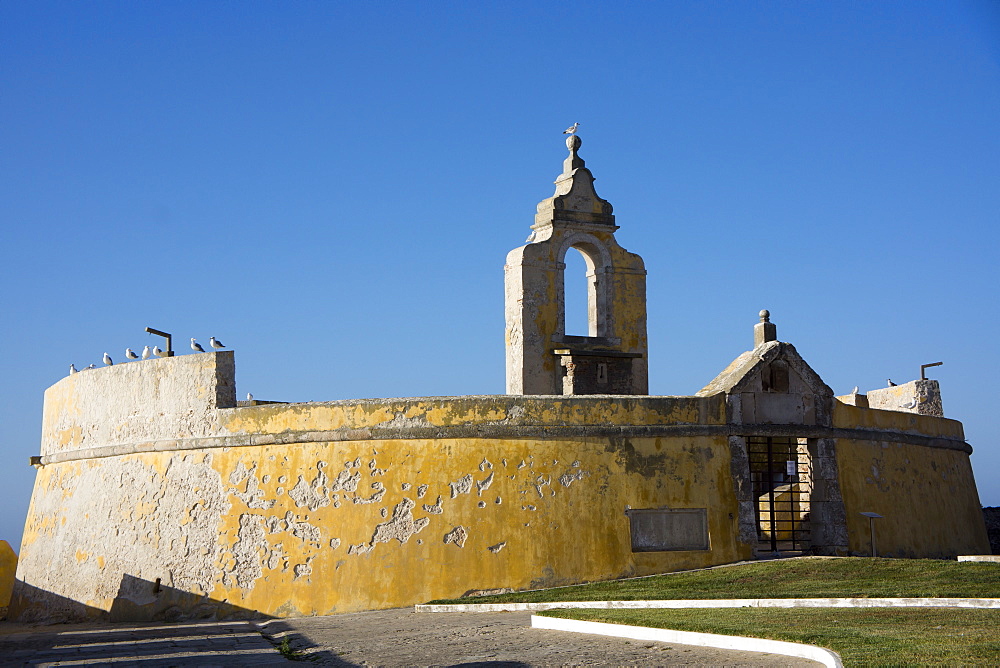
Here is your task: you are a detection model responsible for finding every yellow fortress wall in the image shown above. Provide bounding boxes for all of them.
[12,352,745,622]
[11,347,989,623]
[833,402,988,558]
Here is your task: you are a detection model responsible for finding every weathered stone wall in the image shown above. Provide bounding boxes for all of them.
[982,507,1000,555]
[41,351,235,457]
[866,379,943,417]
[832,402,988,558]
[12,352,988,623]
[0,540,16,619]
[13,353,746,622]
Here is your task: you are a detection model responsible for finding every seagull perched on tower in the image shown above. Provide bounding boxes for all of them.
[125,348,139,360]
[69,364,78,375]
[190,338,206,353]
[563,122,580,135]
[141,345,151,360]
[153,346,165,358]
[209,336,225,350]
[103,353,113,366]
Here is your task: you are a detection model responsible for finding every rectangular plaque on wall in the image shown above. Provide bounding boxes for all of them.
[627,508,709,552]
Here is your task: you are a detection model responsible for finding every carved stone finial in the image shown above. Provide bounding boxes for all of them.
[564,134,585,172]
[754,309,777,347]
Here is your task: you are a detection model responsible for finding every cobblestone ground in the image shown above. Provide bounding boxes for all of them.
[260,608,822,667]
[0,620,292,667]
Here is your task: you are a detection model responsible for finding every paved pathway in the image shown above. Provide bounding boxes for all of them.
[0,620,292,667]
[0,608,822,666]
[261,608,822,666]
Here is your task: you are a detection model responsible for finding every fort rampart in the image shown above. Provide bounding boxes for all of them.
[10,351,988,622]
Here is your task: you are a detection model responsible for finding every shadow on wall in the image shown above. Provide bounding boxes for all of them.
[8,574,268,624]
[983,507,1000,555]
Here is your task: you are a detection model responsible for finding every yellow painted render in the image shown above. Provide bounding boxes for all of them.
[0,540,16,611]
[833,401,964,440]
[222,395,724,436]
[15,433,743,620]
[836,438,988,557]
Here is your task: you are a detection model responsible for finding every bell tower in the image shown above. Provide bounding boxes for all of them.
[505,134,648,395]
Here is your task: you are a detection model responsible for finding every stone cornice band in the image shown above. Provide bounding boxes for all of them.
[36,422,971,466]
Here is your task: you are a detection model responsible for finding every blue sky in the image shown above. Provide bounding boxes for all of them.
[2,1,998,548]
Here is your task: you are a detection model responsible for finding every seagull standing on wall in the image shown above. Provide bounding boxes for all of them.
[190,338,206,353]
[153,346,165,358]
[563,122,580,135]
[125,348,139,360]
[887,379,897,387]
[209,336,225,350]
[141,345,151,360]
[85,363,97,370]
[103,353,113,366]
[69,364,78,375]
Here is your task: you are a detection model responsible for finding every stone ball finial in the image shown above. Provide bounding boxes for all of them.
[566,134,582,151]
[759,309,770,323]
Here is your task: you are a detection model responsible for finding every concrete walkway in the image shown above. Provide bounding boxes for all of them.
[0,608,821,666]
[0,620,292,667]
[261,607,821,666]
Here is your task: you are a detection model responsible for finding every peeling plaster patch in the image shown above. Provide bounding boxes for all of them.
[495,496,502,504]
[229,461,255,486]
[522,505,537,511]
[288,462,332,511]
[371,498,430,546]
[488,542,507,553]
[262,475,271,484]
[416,539,423,545]
[17,454,231,607]
[234,469,276,510]
[443,526,468,548]
[534,475,552,498]
[479,458,492,472]
[333,469,361,493]
[558,469,590,487]
[266,515,288,533]
[369,459,386,476]
[422,496,443,514]
[508,405,525,420]
[293,562,312,580]
[416,484,428,499]
[401,483,411,491]
[572,460,581,468]
[266,543,284,570]
[450,474,473,498]
[233,514,267,590]
[477,501,486,508]
[290,517,321,546]
[278,475,287,484]
[353,481,386,504]
[380,507,388,518]
[330,538,341,549]
[347,458,361,469]
[476,472,495,496]
[517,460,527,469]
[348,543,370,555]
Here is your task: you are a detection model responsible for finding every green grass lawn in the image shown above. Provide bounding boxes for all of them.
[538,607,1000,667]
[428,557,1000,604]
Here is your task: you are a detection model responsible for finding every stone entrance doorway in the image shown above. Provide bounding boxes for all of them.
[748,436,812,554]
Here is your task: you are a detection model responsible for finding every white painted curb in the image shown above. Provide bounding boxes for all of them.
[415,597,1000,613]
[531,614,843,668]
